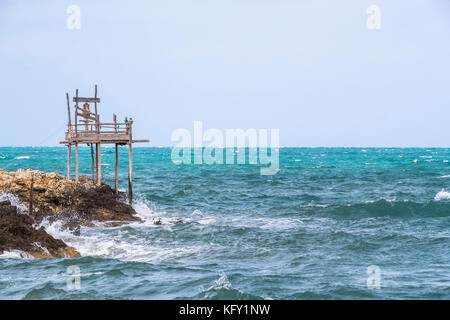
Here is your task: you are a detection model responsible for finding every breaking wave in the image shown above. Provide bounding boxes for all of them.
[435,190,450,201]
[188,272,265,300]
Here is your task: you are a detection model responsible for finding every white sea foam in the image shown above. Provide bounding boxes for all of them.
[38,199,205,263]
[207,272,232,291]
[434,190,450,201]
[255,217,303,230]
[198,218,217,225]
[439,175,450,178]
[0,250,34,259]
[15,156,30,160]
[33,242,50,254]
[0,192,28,213]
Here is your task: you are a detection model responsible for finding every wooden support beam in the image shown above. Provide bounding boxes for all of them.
[66,93,72,128]
[75,89,78,137]
[115,144,119,194]
[91,144,95,180]
[73,97,101,103]
[67,144,71,179]
[97,143,102,184]
[128,143,133,204]
[132,139,150,143]
[75,143,79,181]
[95,143,99,182]
[76,113,97,120]
[94,85,98,114]
[96,114,100,134]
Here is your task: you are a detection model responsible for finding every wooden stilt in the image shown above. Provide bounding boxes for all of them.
[75,143,79,181]
[67,144,71,179]
[115,144,119,193]
[128,143,133,204]
[98,143,102,184]
[95,143,99,182]
[91,144,95,180]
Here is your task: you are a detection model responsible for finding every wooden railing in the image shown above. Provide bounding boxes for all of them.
[66,122,132,139]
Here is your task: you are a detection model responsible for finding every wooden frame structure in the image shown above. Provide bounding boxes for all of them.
[60,85,149,203]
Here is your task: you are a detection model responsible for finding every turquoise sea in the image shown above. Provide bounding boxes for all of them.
[0,147,449,299]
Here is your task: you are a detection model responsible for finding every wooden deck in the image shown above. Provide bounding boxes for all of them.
[59,123,149,145]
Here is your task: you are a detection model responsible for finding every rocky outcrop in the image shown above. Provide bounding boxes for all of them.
[0,168,143,258]
[0,169,142,233]
[0,200,80,258]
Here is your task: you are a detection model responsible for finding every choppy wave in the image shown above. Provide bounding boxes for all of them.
[435,190,450,201]
[0,250,34,259]
[328,198,450,217]
[39,199,205,264]
[189,272,264,300]
[2,147,450,299]
[14,156,30,160]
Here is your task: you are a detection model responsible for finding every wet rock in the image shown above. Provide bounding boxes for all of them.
[0,169,142,232]
[0,201,80,258]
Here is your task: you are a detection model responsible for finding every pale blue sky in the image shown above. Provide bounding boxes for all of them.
[1,0,449,147]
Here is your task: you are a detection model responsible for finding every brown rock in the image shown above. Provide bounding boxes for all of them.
[0,169,142,232]
[0,201,80,258]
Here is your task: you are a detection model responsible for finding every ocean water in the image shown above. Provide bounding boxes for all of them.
[0,147,449,299]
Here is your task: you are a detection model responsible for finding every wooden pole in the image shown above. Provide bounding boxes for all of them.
[29,173,34,214]
[94,85,98,115]
[98,143,102,184]
[95,143,99,183]
[66,93,72,134]
[115,144,119,193]
[67,144,71,179]
[75,143,79,181]
[75,89,78,137]
[91,144,95,180]
[128,142,133,204]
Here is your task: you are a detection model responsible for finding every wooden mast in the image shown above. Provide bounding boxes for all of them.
[66,93,72,179]
[66,93,72,133]
[75,89,78,137]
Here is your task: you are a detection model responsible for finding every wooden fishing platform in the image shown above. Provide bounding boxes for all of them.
[60,85,149,202]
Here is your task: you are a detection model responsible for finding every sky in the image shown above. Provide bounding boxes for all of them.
[0,0,449,147]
